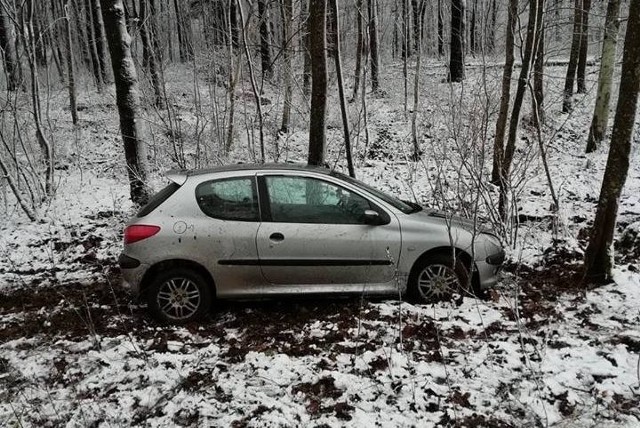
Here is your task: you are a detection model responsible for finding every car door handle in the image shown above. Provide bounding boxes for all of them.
[269,232,285,242]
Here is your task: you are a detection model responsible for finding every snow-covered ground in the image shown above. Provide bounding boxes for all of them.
[1,59,639,426]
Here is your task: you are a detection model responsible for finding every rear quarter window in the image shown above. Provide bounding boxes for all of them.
[137,182,180,217]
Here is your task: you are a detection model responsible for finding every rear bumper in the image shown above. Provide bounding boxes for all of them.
[119,253,147,295]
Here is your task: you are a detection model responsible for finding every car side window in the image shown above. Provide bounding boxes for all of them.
[265,176,372,224]
[196,177,259,221]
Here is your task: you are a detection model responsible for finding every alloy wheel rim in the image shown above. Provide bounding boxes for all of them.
[156,277,201,320]
[417,264,460,300]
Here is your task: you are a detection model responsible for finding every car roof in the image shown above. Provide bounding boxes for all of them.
[165,163,334,185]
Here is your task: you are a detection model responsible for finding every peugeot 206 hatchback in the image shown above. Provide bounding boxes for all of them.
[119,164,504,323]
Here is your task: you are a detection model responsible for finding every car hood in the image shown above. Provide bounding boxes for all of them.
[413,209,492,234]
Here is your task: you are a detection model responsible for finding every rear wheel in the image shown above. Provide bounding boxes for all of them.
[409,253,471,303]
[147,268,212,324]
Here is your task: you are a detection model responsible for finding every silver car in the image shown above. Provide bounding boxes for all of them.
[119,164,504,323]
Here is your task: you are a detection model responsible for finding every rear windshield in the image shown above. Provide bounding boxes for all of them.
[137,182,180,217]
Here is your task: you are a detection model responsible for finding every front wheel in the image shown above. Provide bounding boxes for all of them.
[147,268,212,324]
[409,253,471,303]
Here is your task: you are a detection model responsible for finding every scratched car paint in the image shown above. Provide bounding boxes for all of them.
[119,164,504,323]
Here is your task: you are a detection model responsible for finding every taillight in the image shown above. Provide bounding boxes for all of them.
[124,225,161,244]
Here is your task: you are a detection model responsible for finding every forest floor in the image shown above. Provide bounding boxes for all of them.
[1,59,640,427]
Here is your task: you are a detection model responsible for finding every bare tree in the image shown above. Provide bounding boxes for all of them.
[174,0,194,62]
[101,0,149,204]
[562,0,582,113]
[586,0,620,153]
[352,0,364,101]
[448,0,464,82]
[499,0,544,219]
[491,0,517,184]
[576,0,591,93]
[258,0,273,80]
[583,0,640,283]
[308,0,327,166]
[0,2,21,91]
[139,0,164,107]
[280,0,293,134]
[63,0,78,124]
[92,0,111,83]
[368,0,380,92]
[330,0,354,177]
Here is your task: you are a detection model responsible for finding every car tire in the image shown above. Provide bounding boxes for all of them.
[408,253,472,303]
[147,268,212,324]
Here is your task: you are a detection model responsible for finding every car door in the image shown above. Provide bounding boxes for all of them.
[255,173,401,286]
[193,175,263,295]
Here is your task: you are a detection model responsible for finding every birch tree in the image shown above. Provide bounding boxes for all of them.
[586,0,621,153]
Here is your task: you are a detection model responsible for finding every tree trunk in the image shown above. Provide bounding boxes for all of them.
[499,0,543,220]
[368,0,380,92]
[330,0,354,177]
[352,0,364,101]
[92,0,111,83]
[576,0,591,93]
[448,0,465,82]
[85,0,104,91]
[258,0,273,80]
[101,0,149,205]
[22,0,54,197]
[411,0,419,53]
[411,0,423,158]
[280,0,293,133]
[562,0,582,113]
[0,3,21,91]
[174,0,194,62]
[63,0,78,125]
[487,0,497,53]
[308,0,327,166]
[490,0,517,185]
[470,0,476,55]
[586,0,620,153]
[437,0,444,57]
[583,0,640,283]
[532,16,545,127]
[302,0,311,97]
[140,0,164,107]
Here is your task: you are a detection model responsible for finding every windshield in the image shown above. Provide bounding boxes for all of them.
[331,172,419,214]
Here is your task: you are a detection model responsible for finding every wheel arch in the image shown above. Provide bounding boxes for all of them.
[408,246,479,290]
[140,259,217,298]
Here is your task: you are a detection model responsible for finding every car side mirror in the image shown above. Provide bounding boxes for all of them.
[363,209,382,225]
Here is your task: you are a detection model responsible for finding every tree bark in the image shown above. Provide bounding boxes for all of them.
[258,0,273,80]
[583,0,640,283]
[0,3,21,91]
[352,0,364,101]
[174,0,194,62]
[576,0,591,93]
[308,0,327,166]
[85,0,104,91]
[92,0,111,83]
[562,0,583,113]
[437,0,444,57]
[330,0,354,177]
[499,0,543,220]
[448,0,465,82]
[101,0,149,205]
[140,0,164,107]
[532,14,545,127]
[368,0,380,92]
[280,0,293,133]
[63,0,78,124]
[586,0,621,153]
[490,0,517,184]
